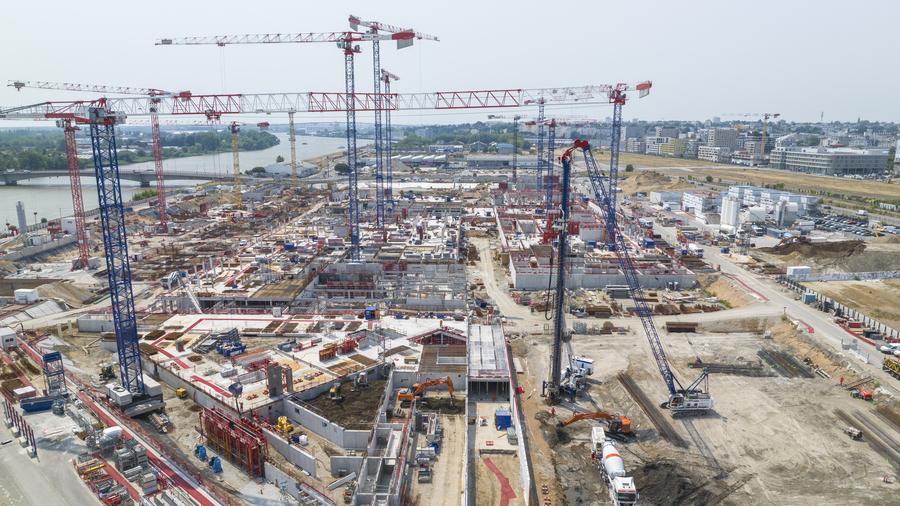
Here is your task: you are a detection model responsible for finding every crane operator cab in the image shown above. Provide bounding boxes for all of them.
[663,390,715,418]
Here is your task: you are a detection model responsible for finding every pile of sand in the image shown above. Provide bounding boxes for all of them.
[759,239,900,273]
[705,276,755,308]
[37,281,93,307]
[618,171,693,196]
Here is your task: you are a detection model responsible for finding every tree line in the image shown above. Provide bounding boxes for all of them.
[0,129,279,172]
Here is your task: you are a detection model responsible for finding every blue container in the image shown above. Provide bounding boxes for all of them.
[486,211,492,217]
[535,209,544,214]
[720,247,730,254]
[446,196,452,202]
[284,243,296,251]
[587,241,597,248]
[494,409,512,430]
[801,293,816,304]
[365,306,377,320]
[642,238,655,248]
[228,383,243,396]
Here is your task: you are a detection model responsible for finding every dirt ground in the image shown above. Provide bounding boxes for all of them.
[473,456,525,506]
[703,275,756,309]
[513,307,900,505]
[614,153,732,169]
[805,278,900,331]
[407,415,466,506]
[757,239,900,273]
[303,380,387,427]
[657,167,900,200]
[617,170,693,196]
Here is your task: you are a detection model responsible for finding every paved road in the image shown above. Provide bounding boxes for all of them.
[0,418,100,505]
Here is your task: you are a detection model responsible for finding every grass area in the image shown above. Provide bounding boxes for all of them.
[615,152,733,168]
[655,167,900,200]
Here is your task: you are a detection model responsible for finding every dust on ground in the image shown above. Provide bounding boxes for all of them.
[36,281,94,307]
[757,239,900,273]
[302,380,386,427]
[805,278,900,331]
[618,171,692,196]
[702,275,755,309]
[419,396,465,414]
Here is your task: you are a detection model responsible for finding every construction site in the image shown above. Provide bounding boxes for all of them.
[2,11,900,506]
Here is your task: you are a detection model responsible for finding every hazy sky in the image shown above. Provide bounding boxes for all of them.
[2,0,898,127]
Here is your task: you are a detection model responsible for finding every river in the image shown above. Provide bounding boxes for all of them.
[0,133,346,227]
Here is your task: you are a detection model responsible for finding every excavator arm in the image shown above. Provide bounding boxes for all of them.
[413,376,453,396]
[559,411,632,434]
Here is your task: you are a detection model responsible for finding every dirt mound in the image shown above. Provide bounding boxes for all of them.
[619,171,692,196]
[303,380,386,427]
[631,460,723,506]
[761,240,864,259]
[705,277,755,308]
[869,234,900,245]
[419,396,464,414]
[759,239,900,273]
[37,281,93,307]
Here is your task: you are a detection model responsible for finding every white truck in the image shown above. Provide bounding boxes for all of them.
[592,428,638,506]
[688,243,705,258]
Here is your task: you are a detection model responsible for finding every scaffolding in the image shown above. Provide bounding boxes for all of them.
[199,407,268,477]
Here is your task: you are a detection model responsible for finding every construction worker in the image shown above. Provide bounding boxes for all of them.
[551,407,555,416]
[591,451,596,461]
[840,377,844,386]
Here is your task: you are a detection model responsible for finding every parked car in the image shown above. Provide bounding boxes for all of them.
[878,343,900,355]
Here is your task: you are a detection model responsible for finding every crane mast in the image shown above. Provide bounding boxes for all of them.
[579,140,713,416]
[230,123,242,210]
[381,69,400,205]
[289,111,297,189]
[87,107,145,394]
[61,120,90,270]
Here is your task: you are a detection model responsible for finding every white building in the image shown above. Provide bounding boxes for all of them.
[768,147,889,175]
[682,191,722,215]
[644,136,671,155]
[697,146,732,163]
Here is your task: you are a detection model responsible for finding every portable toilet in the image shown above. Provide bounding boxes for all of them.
[494,409,512,430]
[365,306,378,320]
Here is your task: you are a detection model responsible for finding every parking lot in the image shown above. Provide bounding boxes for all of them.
[810,214,897,238]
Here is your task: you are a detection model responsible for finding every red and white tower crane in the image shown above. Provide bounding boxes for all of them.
[157,28,422,260]
[8,80,190,234]
[349,15,438,230]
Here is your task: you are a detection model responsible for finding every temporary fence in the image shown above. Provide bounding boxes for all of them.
[782,276,900,341]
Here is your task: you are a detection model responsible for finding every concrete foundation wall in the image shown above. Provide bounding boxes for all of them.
[283,397,371,450]
[263,427,317,478]
[331,455,364,479]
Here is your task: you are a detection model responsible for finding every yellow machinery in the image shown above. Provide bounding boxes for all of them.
[176,388,188,399]
[276,416,293,435]
[329,383,344,402]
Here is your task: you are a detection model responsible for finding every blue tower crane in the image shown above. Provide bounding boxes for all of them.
[86,107,145,394]
[576,139,714,417]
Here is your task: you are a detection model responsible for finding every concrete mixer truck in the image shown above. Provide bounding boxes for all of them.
[592,428,638,506]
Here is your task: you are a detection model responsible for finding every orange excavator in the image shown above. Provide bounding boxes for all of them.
[396,376,454,405]
[557,412,635,441]
[777,235,811,247]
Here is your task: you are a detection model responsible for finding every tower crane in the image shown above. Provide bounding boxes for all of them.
[485,114,523,182]
[571,139,714,416]
[227,121,271,210]
[380,69,400,204]
[2,99,147,397]
[722,113,781,154]
[157,29,422,261]
[349,15,438,230]
[8,80,186,238]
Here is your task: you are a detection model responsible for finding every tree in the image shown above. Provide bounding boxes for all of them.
[250,166,266,174]
[334,162,350,174]
[276,155,285,163]
[806,135,820,146]
[705,175,713,183]
[625,164,634,172]
[889,146,895,170]
[40,217,48,224]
